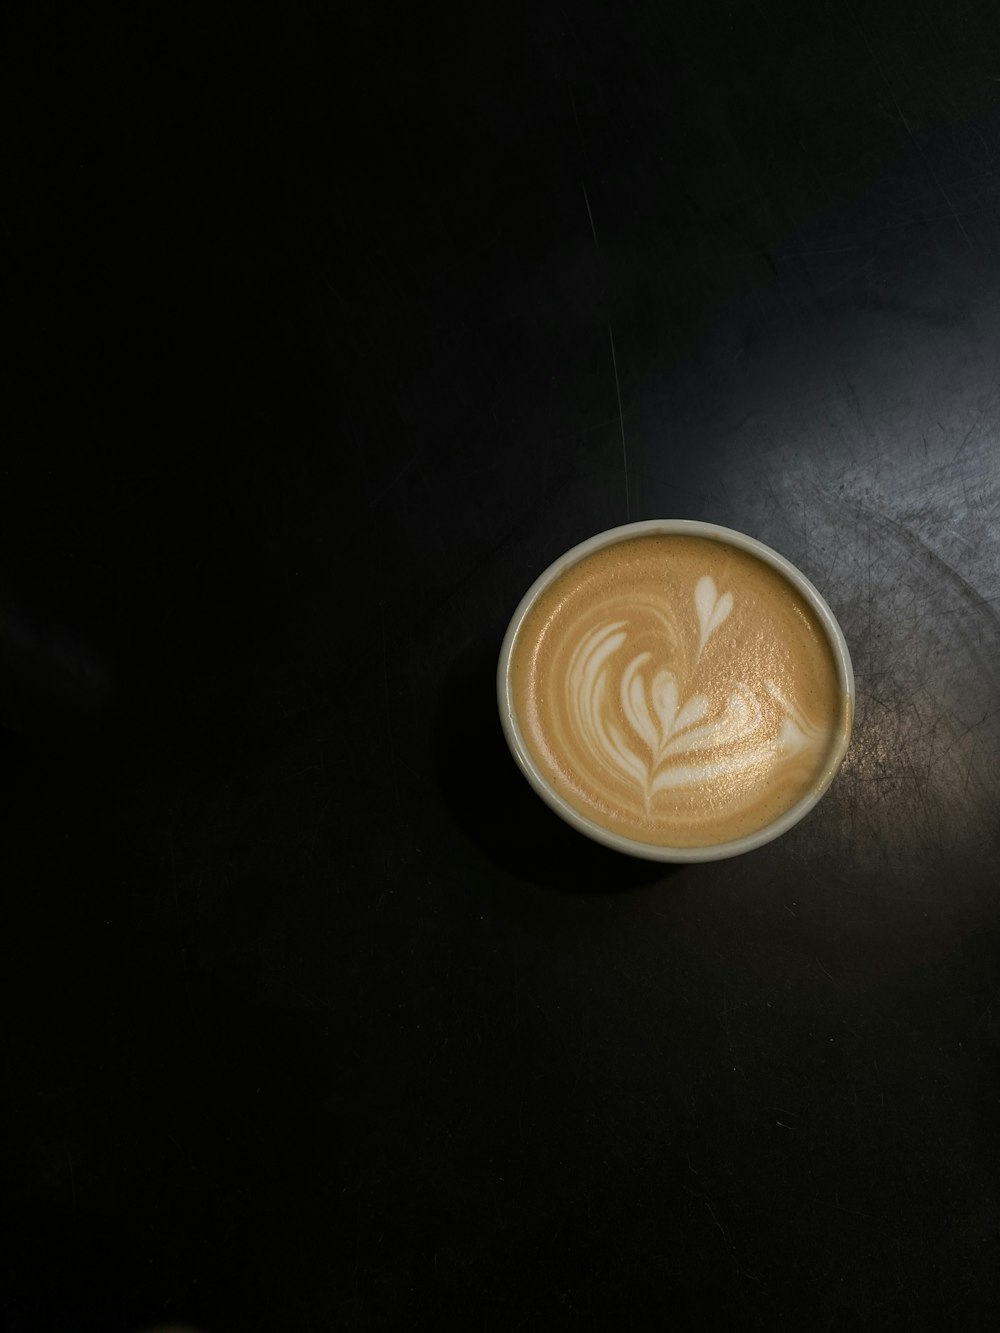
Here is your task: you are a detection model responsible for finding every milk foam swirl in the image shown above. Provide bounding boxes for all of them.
[562,576,823,808]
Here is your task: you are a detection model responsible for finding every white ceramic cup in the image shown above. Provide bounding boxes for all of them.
[497,519,855,862]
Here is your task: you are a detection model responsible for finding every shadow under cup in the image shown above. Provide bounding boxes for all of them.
[497,520,855,863]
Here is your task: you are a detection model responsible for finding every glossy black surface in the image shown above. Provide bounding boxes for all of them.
[3,3,999,1330]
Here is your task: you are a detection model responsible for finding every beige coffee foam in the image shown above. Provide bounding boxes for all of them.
[509,535,849,848]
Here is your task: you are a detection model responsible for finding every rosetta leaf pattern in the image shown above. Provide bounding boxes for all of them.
[565,576,820,805]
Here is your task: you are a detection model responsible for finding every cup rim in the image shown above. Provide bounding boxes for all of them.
[496,519,855,863]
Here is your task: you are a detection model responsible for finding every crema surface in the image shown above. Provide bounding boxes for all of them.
[509,535,849,847]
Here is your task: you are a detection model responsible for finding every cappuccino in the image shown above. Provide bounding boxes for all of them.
[506,533,850,850]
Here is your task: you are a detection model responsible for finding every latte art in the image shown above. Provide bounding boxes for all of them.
[569,579,823,802]
[509,535,849,848]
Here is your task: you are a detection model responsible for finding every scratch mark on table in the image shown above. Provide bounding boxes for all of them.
[816,958,840,984]
[705,1200,727,1241]
[368,454,420,512]
[582,183,599,247]
[608,325,630,521]
[308,794,334,858]
[852,11,973,251]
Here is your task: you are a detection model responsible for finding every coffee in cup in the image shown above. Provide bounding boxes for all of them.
[498,521,853,861]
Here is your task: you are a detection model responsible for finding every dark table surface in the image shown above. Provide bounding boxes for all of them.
[3,3,999,1330]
